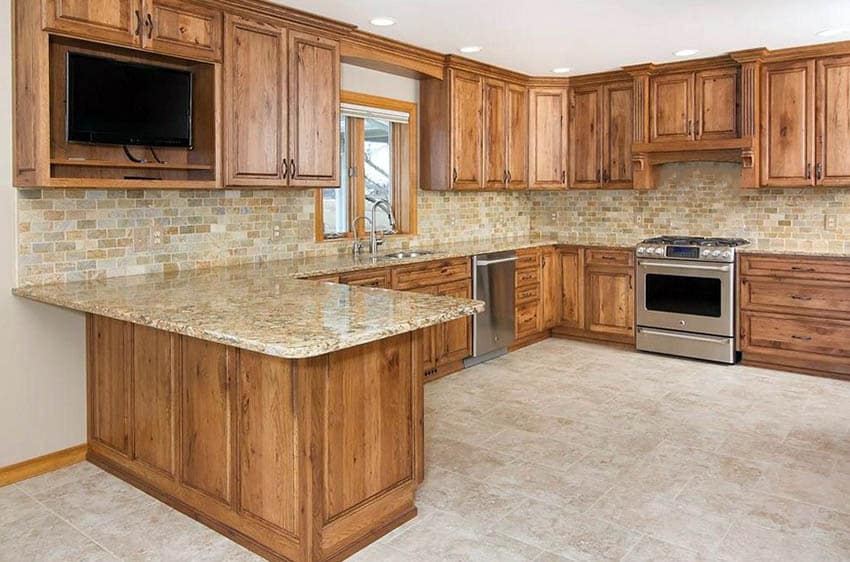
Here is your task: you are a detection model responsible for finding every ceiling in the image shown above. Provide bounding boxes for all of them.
[276,0,850,76]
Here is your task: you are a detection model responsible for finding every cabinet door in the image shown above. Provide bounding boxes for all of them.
[650,72,693,142]
[558,248,583,329]
[223,15,287,187]
[585,267,634,337]
[761,60,815,187]
[695,68,738,140]
[569,86,601,188]
[541,247,561,330]
[817,55,850,186]
[483,79,507,189]
[288,31,340,187]
[437,280,472,365]
[451,70,484,189]
[404,285,439,375]
[602,81,634,188]
[529,88,568,189]
[143,0,222,61]
[506,84,529,189]
[44,0,142,46]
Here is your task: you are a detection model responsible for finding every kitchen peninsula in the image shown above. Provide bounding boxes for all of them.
[14,263,482,562]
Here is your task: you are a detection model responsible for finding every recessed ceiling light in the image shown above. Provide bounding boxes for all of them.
[674,49,700,57]
[817,28,847,37]
[552,67,572,74]
[459,46,483,54]
[369,17,395,27]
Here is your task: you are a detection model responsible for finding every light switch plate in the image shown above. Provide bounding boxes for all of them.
[825,214,838,231]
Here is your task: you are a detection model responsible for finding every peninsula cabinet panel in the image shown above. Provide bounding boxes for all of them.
[132,325,177,477]
[44,0,141,47]
[288,31,340,187]
[651,72,693,142]
[817,55,850,186]
[569,86,601,188]
[585,267,635,338]
[529,88,568,190]
[180,337,233,506]
[695,68,739,140]
[451,70,485,189]
[761,59,816,187]
[224,15,288,186]
[143,0,223,62]
[558,247,583,329]
[483,78,508,188]
[601,81,634,188]
[88,316,131,455]
[437,280,473,364]
[506,84,529,189]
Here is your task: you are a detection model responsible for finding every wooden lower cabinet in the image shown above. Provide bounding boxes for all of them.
[740,254,850,379]
[553,246,636,345]
[86,315,424,562]
[511,246,562,350]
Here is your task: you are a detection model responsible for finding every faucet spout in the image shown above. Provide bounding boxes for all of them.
[369,199,396,254]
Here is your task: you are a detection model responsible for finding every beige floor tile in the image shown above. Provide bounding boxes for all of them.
[736,491,819,536]
[0,484,46,527]
[716,521,846,562]
[756,462,850,511]
[489,459,614,512]
[0,510,116,562]
[810,508,850,557]
[427,435,517,479]
[15,462,105,496]
[479,427,589,470]
[621,536,707,562]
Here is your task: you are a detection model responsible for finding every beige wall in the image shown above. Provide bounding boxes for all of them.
[0,0,88,467]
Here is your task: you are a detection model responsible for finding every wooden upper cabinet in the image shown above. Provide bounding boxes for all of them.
[451,70,485,189]
[602,81,633,188]
[224,15,287,187]
[143,0,223,62]
[651,72,693,142]
[44,0,142,47]
[569,86,601,188]
[529,88,568,190]
[695,68,738,140]
[816,55,850,186]
[483,79,508,188]
[288,31,340,187]
[761,59,815,187]
[506,84,529,189]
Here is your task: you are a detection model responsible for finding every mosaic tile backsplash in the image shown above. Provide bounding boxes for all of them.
[16,162,850,286]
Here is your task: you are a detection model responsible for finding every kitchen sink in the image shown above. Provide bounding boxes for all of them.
[378,250,436,260]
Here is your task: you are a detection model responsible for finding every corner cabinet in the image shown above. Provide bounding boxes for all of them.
[224,15,339,188]
[528,87,569,190]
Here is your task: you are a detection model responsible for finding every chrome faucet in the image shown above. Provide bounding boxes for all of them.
[350,215,372,256]
[369,199,397,254]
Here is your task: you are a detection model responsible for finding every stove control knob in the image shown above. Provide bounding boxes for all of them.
[702,249,711,257]
[637,247,645,254]
[711,250,722,257]
[722,250,732,259]
[655,247,664,255]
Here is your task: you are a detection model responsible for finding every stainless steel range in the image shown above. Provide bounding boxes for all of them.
[635,236,750,364]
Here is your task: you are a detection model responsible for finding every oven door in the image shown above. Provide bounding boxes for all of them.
[636,259,734,337]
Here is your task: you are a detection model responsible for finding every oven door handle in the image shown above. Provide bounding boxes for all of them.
[639,260,731,273]
[637,328,729,343]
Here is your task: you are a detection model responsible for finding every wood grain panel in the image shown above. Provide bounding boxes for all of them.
[602,81,634,188]
[236,350,299,536]
[145,0,222,61]
[180,337,233,505]
[742,311,850,358]
[817,55,850,186]
[695,68,738,140]
[585,267,634,337]
[324,334,414,520]
[741,277,850,317]
[483,78,507,188]
[390,258,471,291]
[339,269,391,288]
[741,254,850,280]
[558,247,584,330]
[45,0,141,47]
[450,70,484,189]
[132,325,176,477]
[437,280,472,364]
[529,88,568,189]
[569,86,601,188]
[541,247,561,330]
[88,316,131,455]
[651,72,693,142]
[506,84,529,189]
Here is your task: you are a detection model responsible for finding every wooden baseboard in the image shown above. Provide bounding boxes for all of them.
[742,356,850,382]
[509,330,550,352]
[551,326,636,347]
[0,444,87,487]
[423,359,464,383]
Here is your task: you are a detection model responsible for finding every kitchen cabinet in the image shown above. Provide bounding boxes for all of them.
[483,78,507,188]
[514,248,542,342]
[43,0,222,61]
[540,247,562,329]
[569,80,633,189]
[339,269,390,288]
[557,247,583,330]
[451,70,485,189]
[507,84,530,188]
[585,266,635,338]
[437,280,473,365]
[650,68,738,143]
[224,15,339,187]
[529,88,568,190]
[816,55,850,186]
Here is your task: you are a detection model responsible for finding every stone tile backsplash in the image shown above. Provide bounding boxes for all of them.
[16,162,850,286]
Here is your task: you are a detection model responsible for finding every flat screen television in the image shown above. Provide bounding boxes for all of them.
[66,53,193,148]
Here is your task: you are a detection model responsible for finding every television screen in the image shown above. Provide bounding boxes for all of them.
[66,53,193,148]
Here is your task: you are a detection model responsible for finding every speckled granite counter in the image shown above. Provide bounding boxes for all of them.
[739,243,850,259]
[14,267,483,359]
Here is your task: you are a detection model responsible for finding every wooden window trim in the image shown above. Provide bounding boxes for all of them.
[316,91,418,242]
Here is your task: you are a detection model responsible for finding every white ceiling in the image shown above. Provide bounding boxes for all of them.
[276,0,850,76]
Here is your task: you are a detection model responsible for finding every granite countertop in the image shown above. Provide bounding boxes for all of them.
[739,242,850,259]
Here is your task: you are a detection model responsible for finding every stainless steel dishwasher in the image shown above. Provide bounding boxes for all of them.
[464,250,517,367]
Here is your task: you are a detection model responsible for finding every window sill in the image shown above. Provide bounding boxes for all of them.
[318,232,415,244]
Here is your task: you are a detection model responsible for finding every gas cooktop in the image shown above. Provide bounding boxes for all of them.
[637,236,750,263]
[641,236,750,247]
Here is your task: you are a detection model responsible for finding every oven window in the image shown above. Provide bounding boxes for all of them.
[645,274,722,317]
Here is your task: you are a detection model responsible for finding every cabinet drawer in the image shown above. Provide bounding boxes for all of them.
[516,302,540,337]
[741,278,850,317]
[742,311,850,359]
[339,269,390,288]
[516,268,540,288]
[391,258,470,290]
[585,248,634,267]
[741,255,850,281]
[516,284,540,305]
[516,249,541,270]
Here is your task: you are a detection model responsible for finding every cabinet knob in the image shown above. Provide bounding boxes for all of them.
[452,167,458,183]
[134,10,143,36]
[816,162,823,181]
[282,159,289,179]
[290,159,296,179]
[145,12,153,39]
[806,163,812,180]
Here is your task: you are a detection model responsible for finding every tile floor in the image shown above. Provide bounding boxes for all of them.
[4,339,850,561]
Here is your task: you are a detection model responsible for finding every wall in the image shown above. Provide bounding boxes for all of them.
[531,162,850,255]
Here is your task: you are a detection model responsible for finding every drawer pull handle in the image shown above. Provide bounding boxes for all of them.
[790,267,815,272]
[791,335,813,341]
[600,256,616,261]
[790,295,812,301]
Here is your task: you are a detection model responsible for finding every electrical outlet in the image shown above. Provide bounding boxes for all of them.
[272,224,282,240]
[825,214,838,231]
[151,229,163,247]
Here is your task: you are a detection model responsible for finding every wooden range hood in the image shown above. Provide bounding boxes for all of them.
[624,49,768,189]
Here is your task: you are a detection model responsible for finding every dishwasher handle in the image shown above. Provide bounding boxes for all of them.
[476,257,518,267]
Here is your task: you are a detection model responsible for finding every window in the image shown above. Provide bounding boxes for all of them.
[317,92,417,240]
